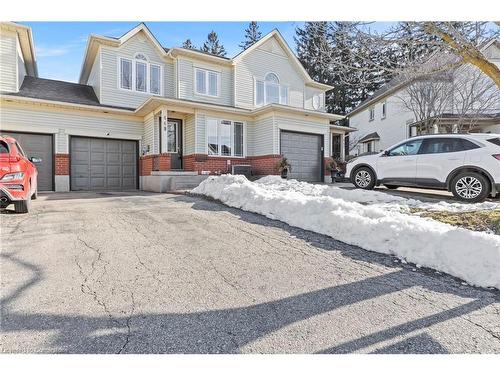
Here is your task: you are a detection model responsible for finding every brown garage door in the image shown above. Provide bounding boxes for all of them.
[0,131,53,191]
[70,137,137,191]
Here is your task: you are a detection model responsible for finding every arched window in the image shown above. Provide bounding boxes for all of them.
[134,53,148,61]
[265,72,279,84]
[119,52,161,95]
[255,72,288,106]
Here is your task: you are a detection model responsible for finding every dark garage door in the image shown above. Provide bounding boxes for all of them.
[280,131,323,182]
[70,137,137,191]
[0,131,53,191]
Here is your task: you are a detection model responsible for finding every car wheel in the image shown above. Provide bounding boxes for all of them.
[451,171,490,203]
[384,185,398,190]
[14,197,31,213]
[353,167,376,190]
[31,188,38,200]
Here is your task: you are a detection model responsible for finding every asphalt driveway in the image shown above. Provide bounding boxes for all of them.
[1,192,499,353]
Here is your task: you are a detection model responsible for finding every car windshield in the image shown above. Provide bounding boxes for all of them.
[0,141,8,154]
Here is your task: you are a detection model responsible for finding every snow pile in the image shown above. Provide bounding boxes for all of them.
[256,175,500,213]
[193,175,500,289]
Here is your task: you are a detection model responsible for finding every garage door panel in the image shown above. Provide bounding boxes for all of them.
[70,137,137,191]
[106,165,120,177]
[106,153,121,164]
[0,131,53,191]
[280,131,322,182]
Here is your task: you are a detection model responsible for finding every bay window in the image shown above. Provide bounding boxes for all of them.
[207,118,245,157]
[195,68,219,97]
[255,72,288,106]
[119,53,162,95]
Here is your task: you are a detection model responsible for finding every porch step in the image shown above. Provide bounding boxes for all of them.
[142,174,208,193]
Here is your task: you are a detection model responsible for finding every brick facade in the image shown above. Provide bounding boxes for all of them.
[139,153,173,176]
[140,153,283,177]
[55,154,70,175]
[183,154,282,176]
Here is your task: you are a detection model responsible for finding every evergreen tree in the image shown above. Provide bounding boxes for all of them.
[182,39,195,49]
[239,21,262,50]
[202,31,227,57]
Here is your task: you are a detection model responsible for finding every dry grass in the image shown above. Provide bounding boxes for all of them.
[412,209,500,234]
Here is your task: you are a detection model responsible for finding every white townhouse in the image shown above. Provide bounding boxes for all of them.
[0,22,353,192]
[348,38,500,156]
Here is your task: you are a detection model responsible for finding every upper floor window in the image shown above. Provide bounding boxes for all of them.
[119,53,162,95]
[255,72,288,106]
[381,102,387,119]
[195,68,219,97]
[369,106,375,121]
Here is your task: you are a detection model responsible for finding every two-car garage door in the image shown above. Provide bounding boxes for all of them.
[70,137,137,191]
[280,131,323,182]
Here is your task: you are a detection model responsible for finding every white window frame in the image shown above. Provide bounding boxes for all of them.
[254,72,289,107]
[205,117,246,158]
[117,54,163,96]
[369,106,375,121]
[194,68,220,98]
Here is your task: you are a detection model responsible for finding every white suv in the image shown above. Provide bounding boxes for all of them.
[346,134,500,202]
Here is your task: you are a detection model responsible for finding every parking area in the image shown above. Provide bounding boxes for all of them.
[1,192,499,353]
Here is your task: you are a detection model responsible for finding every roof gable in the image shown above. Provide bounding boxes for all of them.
[233,30,333,90]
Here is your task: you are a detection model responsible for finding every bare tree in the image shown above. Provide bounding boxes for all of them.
[326,22,500,89]
[397,61,500,134]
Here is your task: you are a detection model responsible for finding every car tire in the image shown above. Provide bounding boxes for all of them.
[352,167,376,190]
[384,185,398,190]
[31,188,37,200]
[14,197,31,213]
[450,171,490,203]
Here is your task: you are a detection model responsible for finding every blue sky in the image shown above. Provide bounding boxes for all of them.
[23,21,399,83]
[22,22,306,82]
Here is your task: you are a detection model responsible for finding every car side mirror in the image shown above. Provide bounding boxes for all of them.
[382,150,390,157]
[29,157,42,163]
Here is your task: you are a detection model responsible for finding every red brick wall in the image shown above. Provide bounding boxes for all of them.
[183,154,281,176]
[139,155,154,176]
[55,154,70,175]
[140,153,173,176]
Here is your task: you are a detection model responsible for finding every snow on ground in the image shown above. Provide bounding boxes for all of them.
[193,175,500,289]
[256,176,500,213]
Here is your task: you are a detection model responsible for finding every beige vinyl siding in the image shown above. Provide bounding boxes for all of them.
[0,102,143,154]
[304,86,325,112]
[234,40,305,110]
[164,59,175,98]
[143,114,155,155]
[177,57,233,106]
[184,114,196,155]
[248,116,275,156]
[0,29,18,92]
[100,31,173,109]
[275,115,330,156]
[195,112,206,153]
[87,51,101,100]
[16,37,26,89]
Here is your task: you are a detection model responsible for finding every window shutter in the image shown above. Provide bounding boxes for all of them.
[196,69,206,94]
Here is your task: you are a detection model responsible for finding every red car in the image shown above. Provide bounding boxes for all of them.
[0,135,41,213]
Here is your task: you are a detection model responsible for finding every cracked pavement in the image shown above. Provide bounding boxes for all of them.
[1,191,499,353]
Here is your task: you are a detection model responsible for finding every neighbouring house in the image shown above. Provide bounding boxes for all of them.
[348,38,500,156]
[0,22,353,192]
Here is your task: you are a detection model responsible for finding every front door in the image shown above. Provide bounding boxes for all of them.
[162,119,182,169]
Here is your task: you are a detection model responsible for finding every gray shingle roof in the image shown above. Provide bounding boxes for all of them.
[4,77,134,111]
[358,132,380,143]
